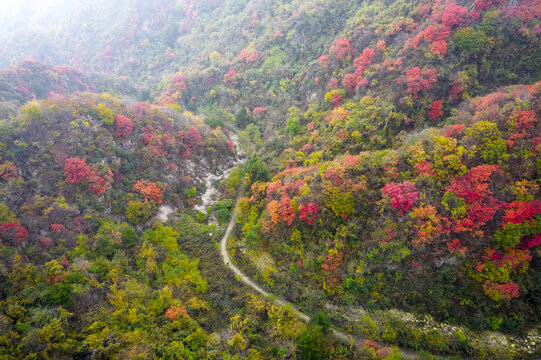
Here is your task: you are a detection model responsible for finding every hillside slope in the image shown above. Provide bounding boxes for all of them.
[0,0,540,359]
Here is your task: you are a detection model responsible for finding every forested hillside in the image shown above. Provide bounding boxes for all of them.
[0,0,540,359]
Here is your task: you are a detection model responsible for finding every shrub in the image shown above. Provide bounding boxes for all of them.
[454,28,487,56]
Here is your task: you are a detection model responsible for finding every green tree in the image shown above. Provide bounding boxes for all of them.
[44,283,73,306]
[312,312,331,335]
[235,107,251,128]
[297,325,325,360]
[126,200,156,225]
[454,27,487,57]
[0,203,17,223]
[246,155,269,183]
[122,227,139,249]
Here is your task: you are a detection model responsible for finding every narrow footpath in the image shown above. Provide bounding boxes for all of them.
[219,183,423,359]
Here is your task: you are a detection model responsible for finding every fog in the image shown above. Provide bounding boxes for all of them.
[0,0,136,68]
[0,0,201,71]
[0,0,73,34]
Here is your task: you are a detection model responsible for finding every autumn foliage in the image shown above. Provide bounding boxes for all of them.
[330,38,355,60]
[428,100,444,120]
[64,157,90,184]
[404,67,438,96]
[132,180,164,204]
[64,157,113,195]
[0,161,18,181]
[483,280,521,301]
[252,107,265,117]
[2,0,541,353]
[382,181,419,215]
[353,47,375,79]
[423,25,451,55]
[239,48,259,63]
[165,305,190,321]
[441,4,471,28]
[143,126,166,156]
[87,167,114,195]
[342,73,357,93]
[183,126,204,149]
[0,222,28,248]
[299,203,319,225]
[114,114,133,137]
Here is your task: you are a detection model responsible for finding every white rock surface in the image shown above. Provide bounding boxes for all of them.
[194,133,244,213]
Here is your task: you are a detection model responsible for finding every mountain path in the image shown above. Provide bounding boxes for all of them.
[219,183,423,359]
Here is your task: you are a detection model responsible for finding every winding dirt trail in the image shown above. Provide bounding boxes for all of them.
[219,183,421,359]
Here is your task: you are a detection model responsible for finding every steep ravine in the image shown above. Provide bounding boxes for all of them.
[194,133,244,214]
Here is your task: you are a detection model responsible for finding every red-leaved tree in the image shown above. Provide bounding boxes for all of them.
[382,181,419,215]
[441,4,471,28]
[330,38,355,60]
[428,100,444,120]
[327,77,338,89]
[404,67,438,96]
[278,196,297,226]
[253,107,265,117]
[183,126,204,149]
[132,180,164,204]
[423,25,451,55]
[0,161,18,181]
[239,48,259,63]
[64,157,90,184]
[353,48,375,78]
[342,73,357,93]
[299,203,319,225]
[114,114,133,138]
[87,167,114,195]
[0,222,28,248]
